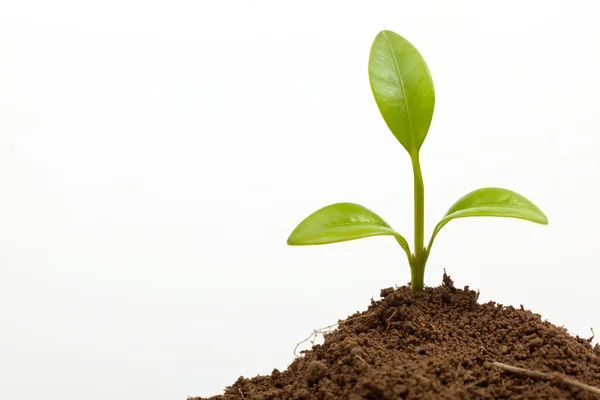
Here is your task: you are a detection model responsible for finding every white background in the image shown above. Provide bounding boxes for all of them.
[1,1,599,399]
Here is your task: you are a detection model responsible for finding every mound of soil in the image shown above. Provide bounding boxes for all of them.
[192,274,600,399]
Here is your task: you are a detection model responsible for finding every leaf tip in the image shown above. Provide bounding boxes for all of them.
[286,233,298,246]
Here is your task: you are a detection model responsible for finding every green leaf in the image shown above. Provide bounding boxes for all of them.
[287,202,411,259]
[427,187,548,254]
[368,30,435,156]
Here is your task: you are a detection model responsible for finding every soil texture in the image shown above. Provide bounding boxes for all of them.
[192,274,600,399]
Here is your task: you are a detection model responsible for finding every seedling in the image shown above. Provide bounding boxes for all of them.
[287,30,548,293]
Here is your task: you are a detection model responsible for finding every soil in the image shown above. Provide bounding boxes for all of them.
[192,274,600,399]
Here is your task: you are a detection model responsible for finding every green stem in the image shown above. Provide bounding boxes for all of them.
[411,153,425,292]
[410,259,425,293]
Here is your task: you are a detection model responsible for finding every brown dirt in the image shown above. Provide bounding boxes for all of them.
[192,273,600,399]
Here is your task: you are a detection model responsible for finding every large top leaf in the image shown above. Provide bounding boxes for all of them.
[368,30,435,155]
[287,202,411,259]
[427,187,548,253]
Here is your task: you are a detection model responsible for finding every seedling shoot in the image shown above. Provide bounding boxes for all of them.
[287,30,548,293]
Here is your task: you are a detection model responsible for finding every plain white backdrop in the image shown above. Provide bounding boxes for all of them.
[1,1,598,399]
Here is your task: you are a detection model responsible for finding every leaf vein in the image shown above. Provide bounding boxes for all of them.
[383,31,415,152]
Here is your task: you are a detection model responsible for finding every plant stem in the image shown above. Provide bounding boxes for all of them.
[411,153,425,292]
[410,259,425,293]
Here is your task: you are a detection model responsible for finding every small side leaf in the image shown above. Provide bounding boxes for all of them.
[368,30,435,156]
[427,187,548,253]
[287,202,411,259]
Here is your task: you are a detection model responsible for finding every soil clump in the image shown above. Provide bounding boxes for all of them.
[192,274,600,399]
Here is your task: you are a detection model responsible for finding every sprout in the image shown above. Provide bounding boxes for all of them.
[287,30,548,293]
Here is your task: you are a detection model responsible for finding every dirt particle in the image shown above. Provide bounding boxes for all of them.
[380,287,395,298]
[304,361,328,385]
[442,269,455,291]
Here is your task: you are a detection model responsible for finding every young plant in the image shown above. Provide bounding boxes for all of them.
[287,30,548,293]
